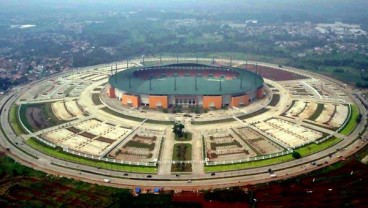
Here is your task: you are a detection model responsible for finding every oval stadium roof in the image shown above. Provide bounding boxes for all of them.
[109,63,263,96]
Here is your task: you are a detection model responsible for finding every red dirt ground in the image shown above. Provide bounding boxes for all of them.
[252,159,368,208]
[244,64,308,81]
[172,159,368,208]
[172,191,249,208]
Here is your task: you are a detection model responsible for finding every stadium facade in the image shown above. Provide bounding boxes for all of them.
[107,63,264,109]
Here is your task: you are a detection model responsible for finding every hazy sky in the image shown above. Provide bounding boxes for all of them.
[0,0,367,23]
[2,0,367,9]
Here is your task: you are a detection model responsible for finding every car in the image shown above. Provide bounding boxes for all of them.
[211,173,216,176]
[187,180,192,183]
[175,174,180,177]
[147,175,152,178]
[124,173,129,176]
[270,173,277,178]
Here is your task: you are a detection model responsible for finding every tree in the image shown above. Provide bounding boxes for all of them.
[292,151,301,159]
[172,122,185,138]
[356,114,363,123]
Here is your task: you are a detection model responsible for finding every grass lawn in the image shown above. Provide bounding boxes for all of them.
[175,132,192,141]
[339,105,359,136]
[237,108,270,120]
[296,137,342,156]
[205,154,294,172]
[19,104,34,132]
[19,102,67,132]
[26,137,157,173]
[64,86,75,97]
[268,94,280,107]
[171,143,192,172]
[100,107,145,122]
[205,137,342,172]
[0,117,38,159]
[92,93,102,105]
[9,105,27,135]
[42,102,66,126]
[146,119,174,125]
[172,143,192,161]
[191,118,235,125]
[308,103,324,121]
[125,140,155,151]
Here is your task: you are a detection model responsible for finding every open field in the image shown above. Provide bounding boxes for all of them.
[19,103,67,132]
[8,105,27,135]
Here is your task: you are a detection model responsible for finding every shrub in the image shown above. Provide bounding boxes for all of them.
[292,151,301,159]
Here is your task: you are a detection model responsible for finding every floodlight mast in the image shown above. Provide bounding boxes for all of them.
[219,76,222,91]
[195,75,197,91]
[114,63,118,84]
[240,75,243,89]
[149,75,152,91]
[174,74,177,91]
[129,76,131,89]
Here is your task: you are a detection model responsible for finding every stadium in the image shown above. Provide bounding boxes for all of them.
[0,56,363,192]
[107,63,265,109]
